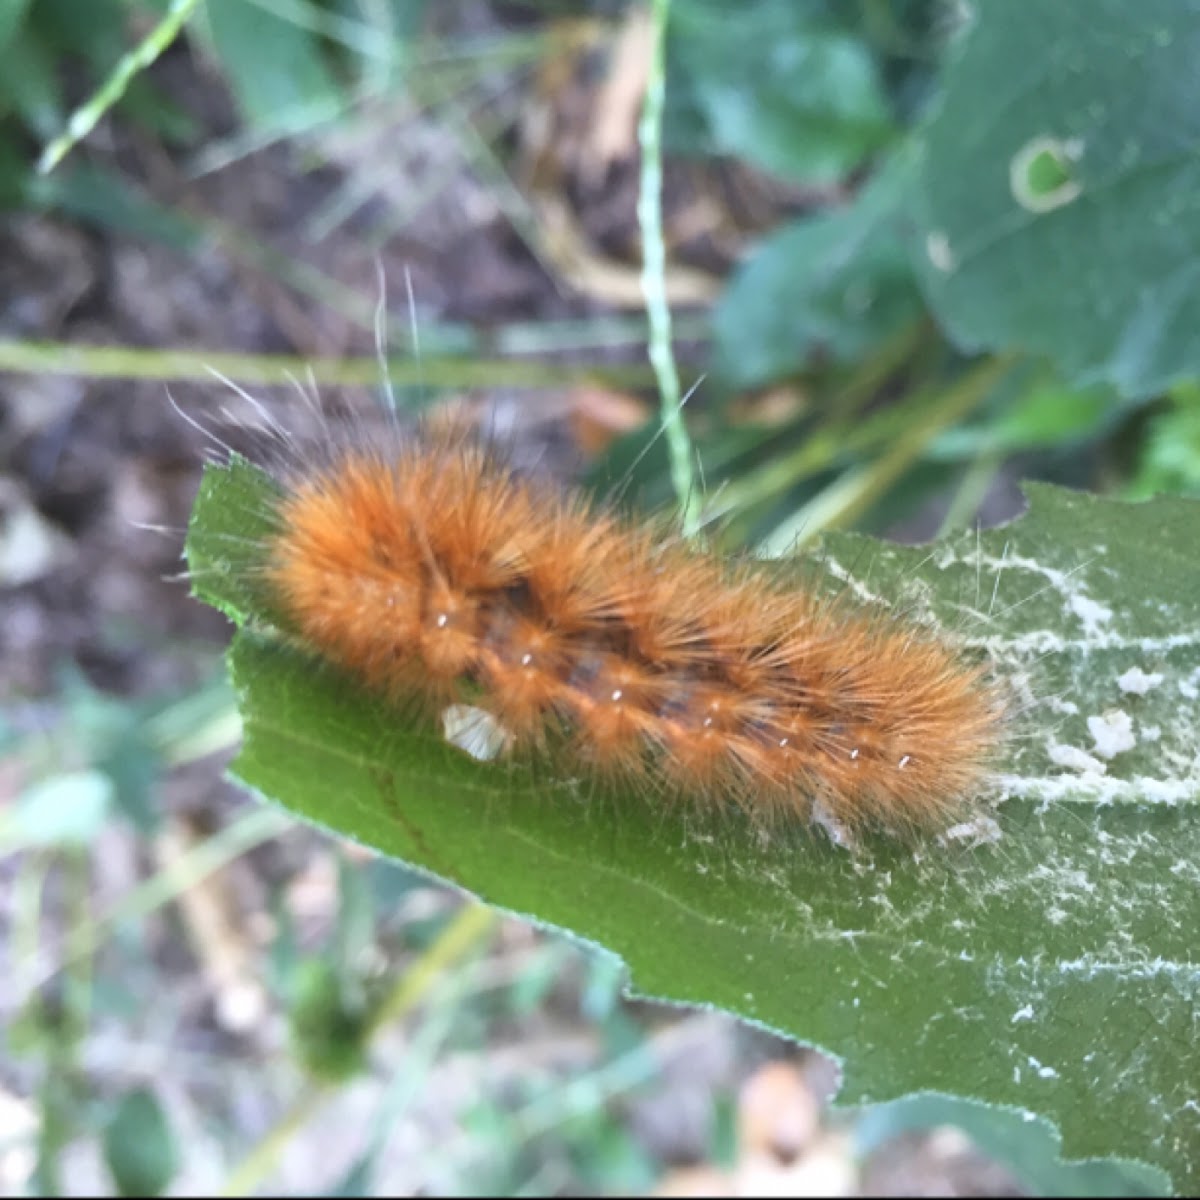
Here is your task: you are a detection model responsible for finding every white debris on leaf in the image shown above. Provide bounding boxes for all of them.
[1049,744,1107,775]
[1087,710,1136,760]
[1069,593,1113,636]
[941,816,1002,847]
[1117,667,1164,695]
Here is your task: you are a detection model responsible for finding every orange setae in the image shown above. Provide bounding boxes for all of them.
[261,433,1006,837]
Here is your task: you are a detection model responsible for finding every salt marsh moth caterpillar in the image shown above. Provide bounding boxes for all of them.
[190,402,1007,839]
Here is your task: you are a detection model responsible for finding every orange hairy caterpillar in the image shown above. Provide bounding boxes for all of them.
[207,410,1008,839]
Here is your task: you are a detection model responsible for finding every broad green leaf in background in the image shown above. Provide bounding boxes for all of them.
[30,163,202,248]
[0,0,30,53]
[913,0,1200,398]
[26,0,127,73]
[204,0,343,133]
[712,155,923,388]
[666,0,893,182]
[188,458,1199,1194]
[0,27,62,140]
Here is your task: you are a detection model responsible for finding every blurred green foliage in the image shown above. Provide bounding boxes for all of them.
[0,0,185,209]
[102,1087,179,1197]
[855,1095,1167,1198]
[1127,383,1200,500]
[665,0,895,181]
[587,0,1200,554]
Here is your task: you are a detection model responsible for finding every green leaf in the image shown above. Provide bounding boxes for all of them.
[205,0,343,133]
[0,26,64,139]
[667,0,893,181]
[0,136,32,209]
[28,0,125,66]
[288,958,370,1083]
[102,1087,179,1198]
[914,1,1200,398]
[713,155,923,387]
[31,163,202,248]
[188,459,1199,1194]
[59,673,164,833]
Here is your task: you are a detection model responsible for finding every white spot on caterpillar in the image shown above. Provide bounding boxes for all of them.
[1087,710,1136,759]
[521,652,533,666]
[436,613,449,628]
[611,689,623,702]
[898,755,912,770]
[1117,667,1163,695]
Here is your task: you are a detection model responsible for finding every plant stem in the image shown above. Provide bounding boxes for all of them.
[39,0,205,174]
[0,340,655,391]
[637,0,700,536]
